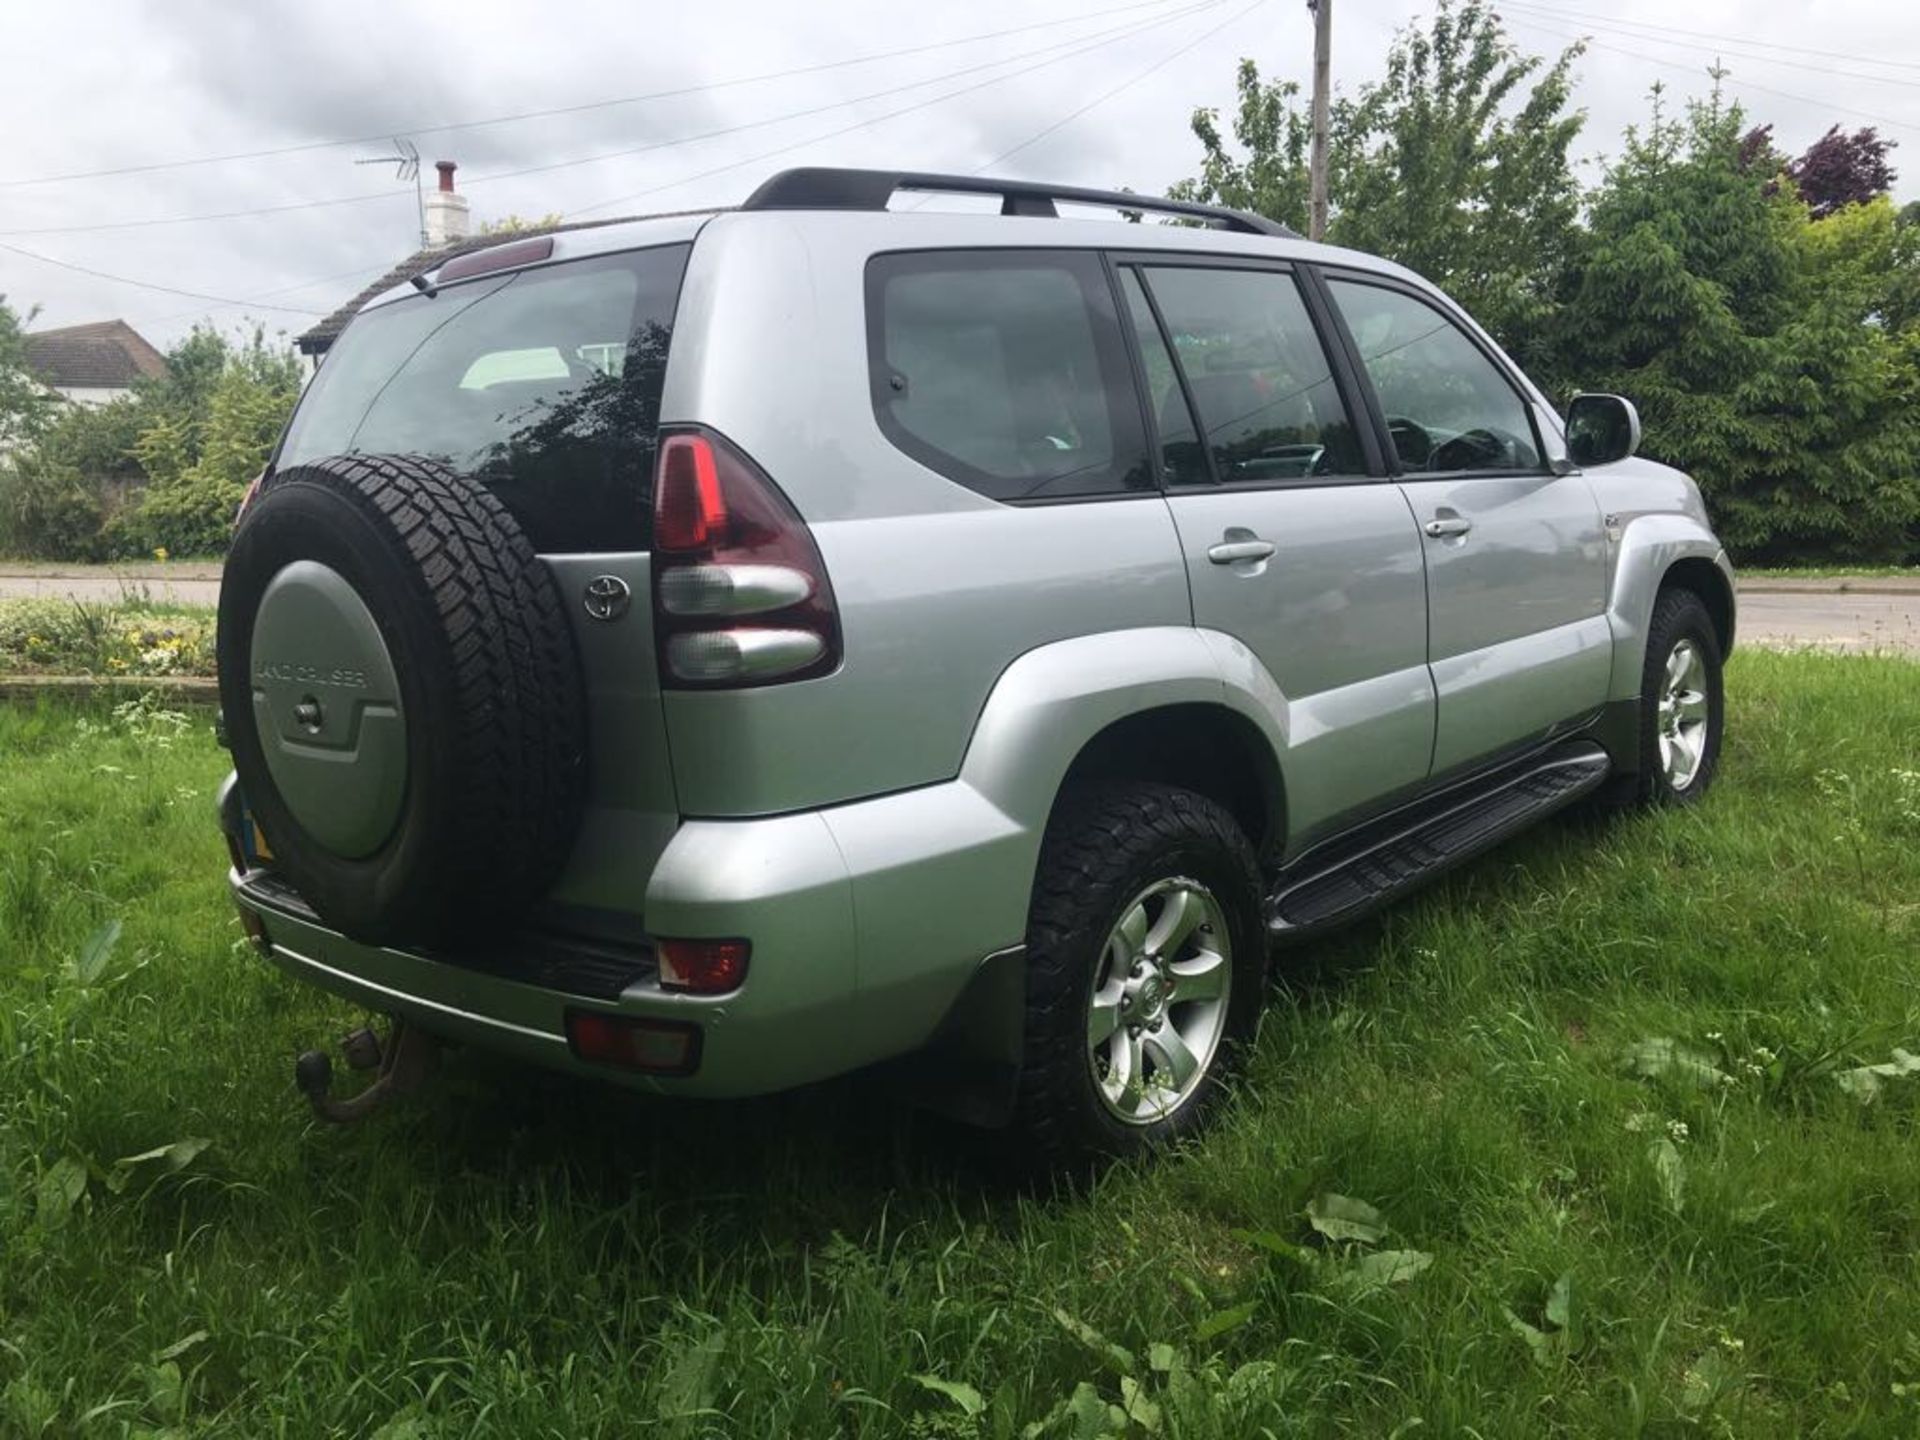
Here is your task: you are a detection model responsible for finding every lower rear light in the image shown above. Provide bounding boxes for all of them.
[657,937,751,995]
[664,629,824,684]
[565,1011,702,1075]
[652,429,840,689]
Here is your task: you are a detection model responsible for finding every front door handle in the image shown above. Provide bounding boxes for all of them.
[1207,537,1277,564]
[1424,512,1473,539]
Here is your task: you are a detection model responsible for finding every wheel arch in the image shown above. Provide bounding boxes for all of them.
[1660,555,1736,658]
[1057,703,1285,860]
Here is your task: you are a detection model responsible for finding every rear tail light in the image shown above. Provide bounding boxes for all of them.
[565,1011,702,1076]
[651,429,840,688]
[656,937,750,995]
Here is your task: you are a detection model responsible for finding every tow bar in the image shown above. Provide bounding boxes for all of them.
[294,1019,439,1124]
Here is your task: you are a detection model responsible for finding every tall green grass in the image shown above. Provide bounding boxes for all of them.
[1,652,1917,1437]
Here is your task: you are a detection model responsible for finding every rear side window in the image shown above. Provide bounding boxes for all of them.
[866,250,1152,502]
[280,244,689,552]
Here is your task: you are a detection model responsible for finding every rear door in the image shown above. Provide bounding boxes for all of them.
[1115,257,1434,848]
[1319,272,1610,776]
[277,243,695,941]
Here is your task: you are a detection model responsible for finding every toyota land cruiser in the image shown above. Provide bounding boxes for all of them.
[216,167,1733,1165]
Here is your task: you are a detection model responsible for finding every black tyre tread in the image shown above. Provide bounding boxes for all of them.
[1599,585,1723,811]
[1013,782,1262,1169]
[247,453,585,935]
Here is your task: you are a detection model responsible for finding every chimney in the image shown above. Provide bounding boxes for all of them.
[423,160,471,247]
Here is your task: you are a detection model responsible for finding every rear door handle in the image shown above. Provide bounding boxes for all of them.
[1424,513,1473,539]
[1207,538,1277,564]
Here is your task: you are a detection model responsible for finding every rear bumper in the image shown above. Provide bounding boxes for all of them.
[221,769,1037,1098]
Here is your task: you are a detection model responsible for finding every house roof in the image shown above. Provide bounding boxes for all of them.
[295,210,718,356]
[23,320,168,390]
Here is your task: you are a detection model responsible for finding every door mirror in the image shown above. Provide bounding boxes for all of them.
[1565,393,1641,467]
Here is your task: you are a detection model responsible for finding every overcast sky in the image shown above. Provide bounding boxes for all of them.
[2,0,1913,350]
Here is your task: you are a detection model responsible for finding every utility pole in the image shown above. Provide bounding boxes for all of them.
[1307,0,1332,241]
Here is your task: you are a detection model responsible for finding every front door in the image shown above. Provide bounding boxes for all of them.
[1322,274,1610,777]
[1116,260,1435,847]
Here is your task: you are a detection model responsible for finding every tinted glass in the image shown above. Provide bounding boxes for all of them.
[1139,266,1363,483]
[868,250,1151,502]
[280,245,689,552]
[1119,269,1208,486]
[1327,278,1541,474]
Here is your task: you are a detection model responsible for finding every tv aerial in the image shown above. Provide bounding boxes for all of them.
[355,137,426,248]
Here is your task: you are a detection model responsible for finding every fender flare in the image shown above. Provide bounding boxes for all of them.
[1606,515,1736,703]
[957,625,1291,837]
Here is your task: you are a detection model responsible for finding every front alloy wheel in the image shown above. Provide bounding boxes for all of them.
[1657,637,1712,790]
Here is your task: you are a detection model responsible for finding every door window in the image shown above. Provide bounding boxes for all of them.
[1136,266,1364,483]
[866,250,1152,502]
[1118,269,1208,486]
[1326,278,1542,475]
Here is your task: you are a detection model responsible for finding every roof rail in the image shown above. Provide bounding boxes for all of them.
[739,167,1299,239]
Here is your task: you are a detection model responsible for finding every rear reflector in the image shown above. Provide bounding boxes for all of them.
[657,937,751,995]
[565,1011,702,1076]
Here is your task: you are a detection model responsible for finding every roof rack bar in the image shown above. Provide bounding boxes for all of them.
[740,167,1298,239]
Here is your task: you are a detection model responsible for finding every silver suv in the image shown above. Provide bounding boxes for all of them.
[215,168,1733,1164]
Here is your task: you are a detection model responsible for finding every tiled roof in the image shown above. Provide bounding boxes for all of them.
[23,320,168,390]
[295,210,720,356]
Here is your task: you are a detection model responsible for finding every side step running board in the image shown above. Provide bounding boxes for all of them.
[1268,741,1611,939]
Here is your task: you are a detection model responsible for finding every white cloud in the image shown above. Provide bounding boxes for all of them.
[1,0,1910,349]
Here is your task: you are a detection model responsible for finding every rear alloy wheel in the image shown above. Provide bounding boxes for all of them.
[1013,783,1265,1168]
[1086,876,1234,1125]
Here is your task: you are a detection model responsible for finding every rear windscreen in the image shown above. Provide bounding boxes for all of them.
[279,243,690,552]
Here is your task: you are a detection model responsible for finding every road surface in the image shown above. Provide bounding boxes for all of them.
[2,567,1916,654]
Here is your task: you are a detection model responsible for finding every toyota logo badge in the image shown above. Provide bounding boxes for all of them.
[582,575,631,621]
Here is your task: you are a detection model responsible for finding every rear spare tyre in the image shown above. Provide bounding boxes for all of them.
[217,453,586,945]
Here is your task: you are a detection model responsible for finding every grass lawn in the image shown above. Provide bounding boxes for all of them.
[1739,565,1920,582]
[2,653,1918,1437]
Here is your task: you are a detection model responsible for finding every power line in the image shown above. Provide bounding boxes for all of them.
[138,258,401,326]
[0,2,1218,238]
[0,0,1203,190]
[568,3,1232,217]
[1501,11,1920,135]
[0,239,329,315]
[1493,0,1920,76]
[1496,0,1920,92]
[984,0,1265,171]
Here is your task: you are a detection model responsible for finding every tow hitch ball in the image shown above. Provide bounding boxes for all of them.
[294,1019,438,1124]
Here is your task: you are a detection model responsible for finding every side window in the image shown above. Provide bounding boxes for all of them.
[1326,278,1542,475]
[867,250,1152,502]
[1118,270,1208,487]
[1138,265,1365,483]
